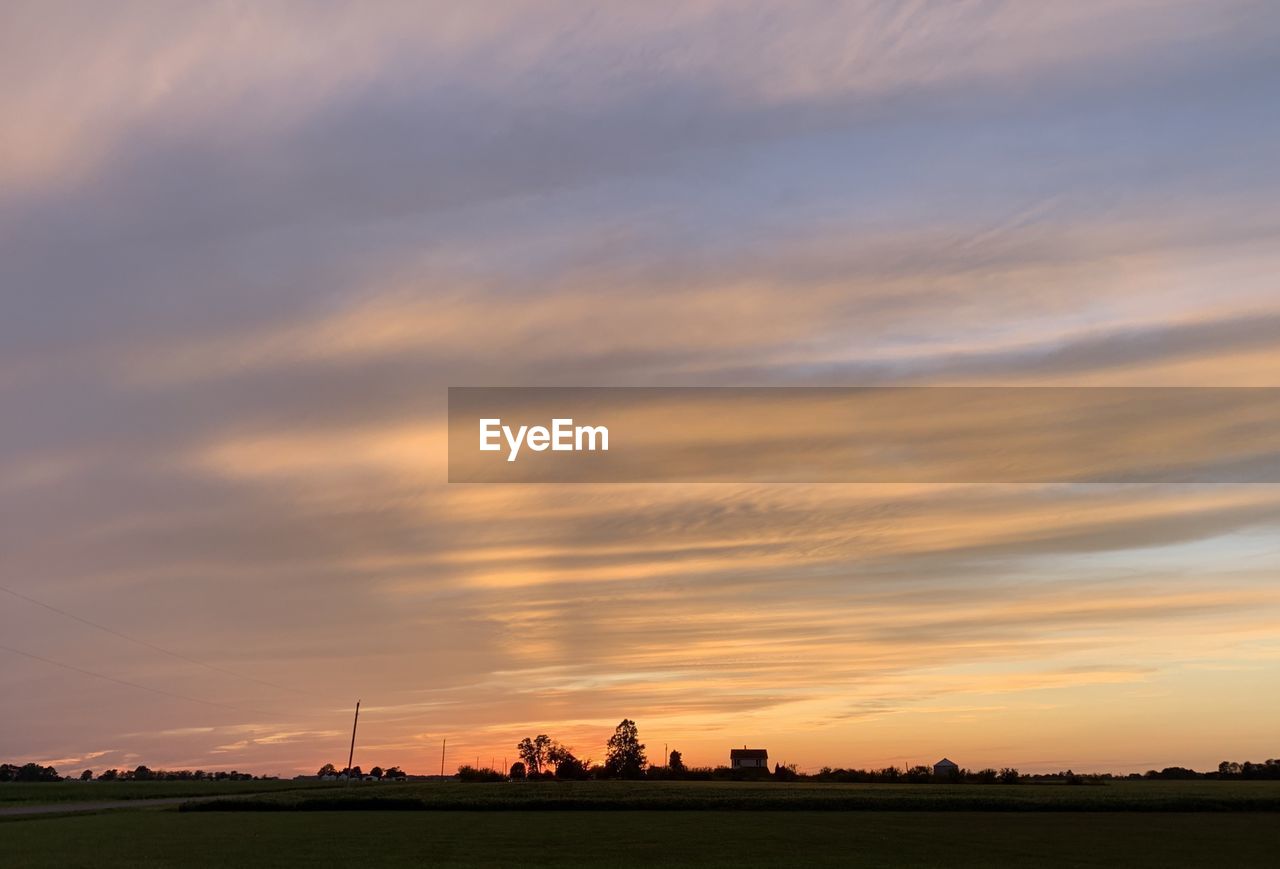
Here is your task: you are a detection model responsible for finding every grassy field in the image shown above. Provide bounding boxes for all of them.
[0,779,322,807]
[4,781,1278,867]
[6,809,1280,867]
[178,778,1280,813]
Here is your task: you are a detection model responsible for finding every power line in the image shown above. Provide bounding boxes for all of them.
[0,583,307,696]
[0,642,276,718]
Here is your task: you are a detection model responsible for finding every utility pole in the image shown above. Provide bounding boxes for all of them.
[346,700,361,786]
[440,738,446,777]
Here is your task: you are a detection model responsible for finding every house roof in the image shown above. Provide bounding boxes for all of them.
[730,748,769,759]
[934,758,958,767]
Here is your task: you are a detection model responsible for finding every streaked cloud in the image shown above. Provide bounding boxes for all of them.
[2,1,1279,776]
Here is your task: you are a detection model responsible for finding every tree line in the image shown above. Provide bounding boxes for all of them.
[314,763,406,780]
[0,763,266,782]
[5,742,1275,784]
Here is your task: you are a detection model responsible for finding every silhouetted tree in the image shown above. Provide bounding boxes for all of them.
[604,719,647,779]
[669,750,686,774]
[317,763,338,777]
[517,734,553,774]
[905,765,932,783]
[1146,766,1197,780]
[16,763,56,782]
[457,765,507,782]
[80,769,93,781]
[773,763,799,781]
[556,755,590,780]
[370,766,384,779]
[543,741,590,779]
[509,761,526,780]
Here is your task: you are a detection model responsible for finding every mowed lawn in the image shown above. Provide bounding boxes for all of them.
[6,809,1280,868]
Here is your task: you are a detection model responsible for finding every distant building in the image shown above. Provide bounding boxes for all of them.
[933,758,959,776]
[730,747,769,769]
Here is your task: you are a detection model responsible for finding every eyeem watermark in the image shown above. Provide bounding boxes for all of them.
[449,386,1280,483]
[479,418,609,462]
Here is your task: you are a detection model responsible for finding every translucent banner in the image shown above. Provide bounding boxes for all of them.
[447,387,1280,483]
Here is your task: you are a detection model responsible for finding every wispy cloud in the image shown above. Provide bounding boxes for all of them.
[2,1,1279,775]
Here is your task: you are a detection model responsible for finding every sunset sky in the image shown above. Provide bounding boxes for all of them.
[3,1,1279,778]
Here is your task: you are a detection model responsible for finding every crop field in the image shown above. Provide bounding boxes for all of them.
[0,778,322,807]
[179,778,1280,812]
[5,808,1280,868]
[4,781,1279,867]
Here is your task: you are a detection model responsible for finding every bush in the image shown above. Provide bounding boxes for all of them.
[554,757,591,780]
[457,765,507,783]
[773,763,800,781]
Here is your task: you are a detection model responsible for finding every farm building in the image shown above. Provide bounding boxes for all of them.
[933,758,959,776]
[730,747,769,769]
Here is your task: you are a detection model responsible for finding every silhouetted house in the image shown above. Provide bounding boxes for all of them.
[933,758,959,776]
[730,747,769,769]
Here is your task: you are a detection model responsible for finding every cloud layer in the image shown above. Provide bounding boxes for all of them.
[3,1,1279,775]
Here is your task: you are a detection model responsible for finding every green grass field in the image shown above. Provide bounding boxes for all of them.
[180,778,1280,813]
[0,779,321,807]
[4,781,1279,867]
[6,809,1280,867]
